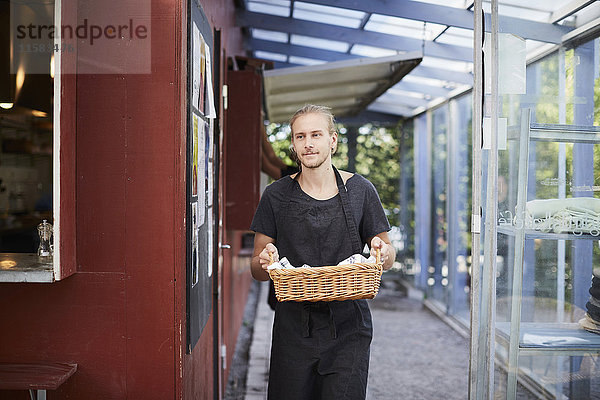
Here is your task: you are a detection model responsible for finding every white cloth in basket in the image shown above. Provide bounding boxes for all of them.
[267,257,295,270]
[268,254,376,270]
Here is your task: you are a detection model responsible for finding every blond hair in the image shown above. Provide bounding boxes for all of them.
[289,104,337,154]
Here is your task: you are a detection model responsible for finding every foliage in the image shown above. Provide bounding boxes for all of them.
[355,124,401,226]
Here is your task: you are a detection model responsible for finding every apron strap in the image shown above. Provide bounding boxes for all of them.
[282,172,300,214]
[333,166,363,254]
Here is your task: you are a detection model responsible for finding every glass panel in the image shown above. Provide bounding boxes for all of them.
[289,34,349,53]
[419,57,473,73]
[451,94,473,322]
[417,0,468,7]
[364,14,446,40]
[254,50,287,62]
[414,113,430,292]
[482,2,551,20]
[435,32,473,48]
[294,1,365,19]
[293,2,364,28]
[0,1,54,254]
[247,0,291,17]
[251,28,288,43]
[398,120,415,277]
[287,55,324,66]
[349,45,397,58]
[429,105,448,303]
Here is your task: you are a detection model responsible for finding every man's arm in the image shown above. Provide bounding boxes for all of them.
[251,232,279,281]
[369,232,396,271]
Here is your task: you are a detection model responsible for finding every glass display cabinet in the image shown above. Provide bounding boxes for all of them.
[495,108,600,399]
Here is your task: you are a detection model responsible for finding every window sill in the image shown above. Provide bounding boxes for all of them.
[0,253,55,283]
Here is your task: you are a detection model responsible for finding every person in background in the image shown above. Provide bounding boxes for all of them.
[260,122,298,180]
[250,104,395,400]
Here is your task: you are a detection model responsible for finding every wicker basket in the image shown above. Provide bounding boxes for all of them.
[268,250,383,302]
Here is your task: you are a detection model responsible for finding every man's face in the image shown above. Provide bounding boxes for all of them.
[291,113,336,170]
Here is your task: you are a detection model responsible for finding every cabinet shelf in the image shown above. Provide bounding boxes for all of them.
[497,225,600,240]
[508,122,600,143]
[497,322,600,356]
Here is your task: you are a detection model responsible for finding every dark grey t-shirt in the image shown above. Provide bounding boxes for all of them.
[250,173,390,250]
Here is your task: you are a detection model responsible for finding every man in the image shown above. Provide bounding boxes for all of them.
[250,104,395,400]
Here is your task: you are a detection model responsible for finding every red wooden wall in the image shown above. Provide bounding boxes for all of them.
[0,0,254,399]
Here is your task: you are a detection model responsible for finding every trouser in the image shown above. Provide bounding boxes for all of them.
[268,300,372,400]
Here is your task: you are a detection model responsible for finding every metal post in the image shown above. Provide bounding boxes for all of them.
[469,0,483,398]
[482,0,500,397]
[555,45,566,399]
[506,108,531,399]
[473,0,501,396]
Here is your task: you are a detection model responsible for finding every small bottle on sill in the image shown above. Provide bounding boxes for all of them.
[37,219,53,261]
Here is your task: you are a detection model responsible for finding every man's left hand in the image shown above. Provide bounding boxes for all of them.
[370,236,394,270]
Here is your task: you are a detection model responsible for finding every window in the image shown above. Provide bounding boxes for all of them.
[0,0,75,282]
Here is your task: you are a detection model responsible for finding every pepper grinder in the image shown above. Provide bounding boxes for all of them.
[37,219,53,259]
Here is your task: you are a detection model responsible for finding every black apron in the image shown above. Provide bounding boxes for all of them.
[268,167,373,400]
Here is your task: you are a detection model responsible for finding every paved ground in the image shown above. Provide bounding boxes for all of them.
[365,284,470,400]
[226,276,538,400]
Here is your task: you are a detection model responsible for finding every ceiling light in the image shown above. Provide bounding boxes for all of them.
[0,102,13,109]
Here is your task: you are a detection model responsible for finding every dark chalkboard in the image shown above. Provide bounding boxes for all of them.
[186,0,215,354]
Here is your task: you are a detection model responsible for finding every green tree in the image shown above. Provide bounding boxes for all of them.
[355,124,401,226]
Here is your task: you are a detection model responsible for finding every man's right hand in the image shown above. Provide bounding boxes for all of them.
[251,233,277,281]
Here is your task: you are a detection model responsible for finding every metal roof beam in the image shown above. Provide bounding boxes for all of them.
[301,0,572,44]
[550,0,597,23]
[238,10,473,62]
[247,39,473,85]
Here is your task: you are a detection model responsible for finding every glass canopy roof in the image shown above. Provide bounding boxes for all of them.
[237,0,600,119]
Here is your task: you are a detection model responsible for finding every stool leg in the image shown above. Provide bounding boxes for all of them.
[29,390,35,400]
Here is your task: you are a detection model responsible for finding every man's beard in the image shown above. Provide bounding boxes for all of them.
[300,152,328,169]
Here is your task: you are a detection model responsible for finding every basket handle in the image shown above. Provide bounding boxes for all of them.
[268,251,274,266]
